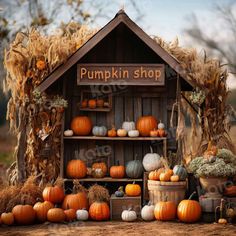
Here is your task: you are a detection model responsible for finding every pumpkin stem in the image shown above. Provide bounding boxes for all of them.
[148,201,153,206]
[117,160,120,166]
[150,146,153,153]
[134,154,138,160]
[188,191,196,200]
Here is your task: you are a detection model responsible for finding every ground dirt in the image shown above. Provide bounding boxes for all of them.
[0,221,236,236]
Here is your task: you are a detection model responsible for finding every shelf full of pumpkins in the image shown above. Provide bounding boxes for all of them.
[64,115,167,138]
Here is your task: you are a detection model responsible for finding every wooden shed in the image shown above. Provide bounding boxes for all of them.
[37,10,193,193]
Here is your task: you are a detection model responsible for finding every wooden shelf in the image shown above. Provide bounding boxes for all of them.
[65,177,143,182]
[64,136,167,141]
[79,107,111,112]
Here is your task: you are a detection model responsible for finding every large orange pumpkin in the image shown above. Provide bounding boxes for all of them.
[66,159,87,178]
[92,162,107,175]
[89,202,110,221]
[125,182,141,196]
[71,116,92,136]
[1,212,14,225]
[12,205,36,225]
[136,116,158,136]
[62,192,88,210]
[154,200,176,221]
[42,185,65,204]
[47,208,65,223]
[33,201,54,222]
[177,192,202,223]
[64,209,76,222]
[110,161,125,178]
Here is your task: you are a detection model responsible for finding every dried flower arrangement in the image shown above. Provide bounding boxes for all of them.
[188,149,236,177]
[88,184,110,205]
[4,23,95,184]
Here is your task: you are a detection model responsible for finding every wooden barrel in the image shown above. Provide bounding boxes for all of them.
[147,180,186,205]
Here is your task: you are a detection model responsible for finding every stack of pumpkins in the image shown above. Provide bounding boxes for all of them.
[64,115,167,138]
[121,192,202,223]
[80,98,110,109]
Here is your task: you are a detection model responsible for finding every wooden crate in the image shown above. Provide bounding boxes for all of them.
[199,196,221,213]
[110,194,141,220]
[147,180,186,205]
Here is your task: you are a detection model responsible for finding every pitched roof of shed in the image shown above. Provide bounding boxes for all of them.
[37,9,193,92]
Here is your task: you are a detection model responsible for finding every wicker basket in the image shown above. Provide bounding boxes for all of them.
[147,180,187,205]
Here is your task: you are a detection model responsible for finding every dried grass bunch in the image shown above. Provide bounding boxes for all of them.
[73,180,87,193]
[88,184,110,205]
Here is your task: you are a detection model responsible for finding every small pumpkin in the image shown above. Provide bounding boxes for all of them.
[150,129,158,137]
[110,160,125,178]
[177,191,201,223]
[88,99,97,108]
[33,201,54,222]
[148,170,160,180]
[64,209,76,222]
[125,182,141,196]
[108,127,117,137]
[224,185,236,197]
[89,202,110,221]
[43,185,65,204]
[126,157,143,178]
[92,168,105,178]
[117,128,127,137]
[154,198,176,221]
[66,159,87,179]
[173,165,188,181]
[115,186,125,197]
[121,208,137,222]
[142,146,162,171]
[47,208,66,223]
[157,129,166,137]
[76,209,89,221]
[218,218,227,224]
[64,129,73,137]
[136,116,158,137]
[71,116,92,136]
[92,126,107,137]
[96,99,104,107]
[159,171,172,181]
[36,59,46,70]
[92,162,107,174]
[1,212,14,225]
[12,205,36,225]
[141,202,155,221]
[128,130,139,137]
[81,99,88,108]
[122,121,136,132]
[170,175,179,182]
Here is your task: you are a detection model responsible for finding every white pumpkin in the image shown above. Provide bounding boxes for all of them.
[76,209,89,221]
[128,130,139,137]
[64,129,73,136]
[141,203,155,221]
[142,146,162,171]
[121,209,137,222]
[117,129,127,137]
[122,121,135,132]
[158,121,165,130]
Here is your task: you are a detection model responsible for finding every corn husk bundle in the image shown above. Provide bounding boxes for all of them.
[155,37,235,159]
[4,23,95,184]
[73,179,87,194]
[88,184,110,205]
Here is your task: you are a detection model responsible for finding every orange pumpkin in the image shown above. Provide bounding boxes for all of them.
[64,209,76,222]
[154,199,176,221]
[88,99,96,109]
[136,116,158,137]
[110,161,125,178]
[125,182,141,196]
[36,60,46,70]
[33,201,54,222]
[108,127,117,137]
[81,99,88,108]
[71,116,92,136]
[96,99,104,108]
[148,170,159,180]
[66,159,87,178]
[170,175,179,182]
[92,162,107,175]
[47,208,65,223]
[43,185,65,204]
[89,202,110,221]
[177,192,202,223]
[62,192,88,210]
[157,129,166,137]
[1,212,14,225]
[12,205,36,225]
[150,129,158,137]
[159,169,173,182]
[224,186,236,197]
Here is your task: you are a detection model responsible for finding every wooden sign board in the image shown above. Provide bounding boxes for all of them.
[77,64,165,86]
